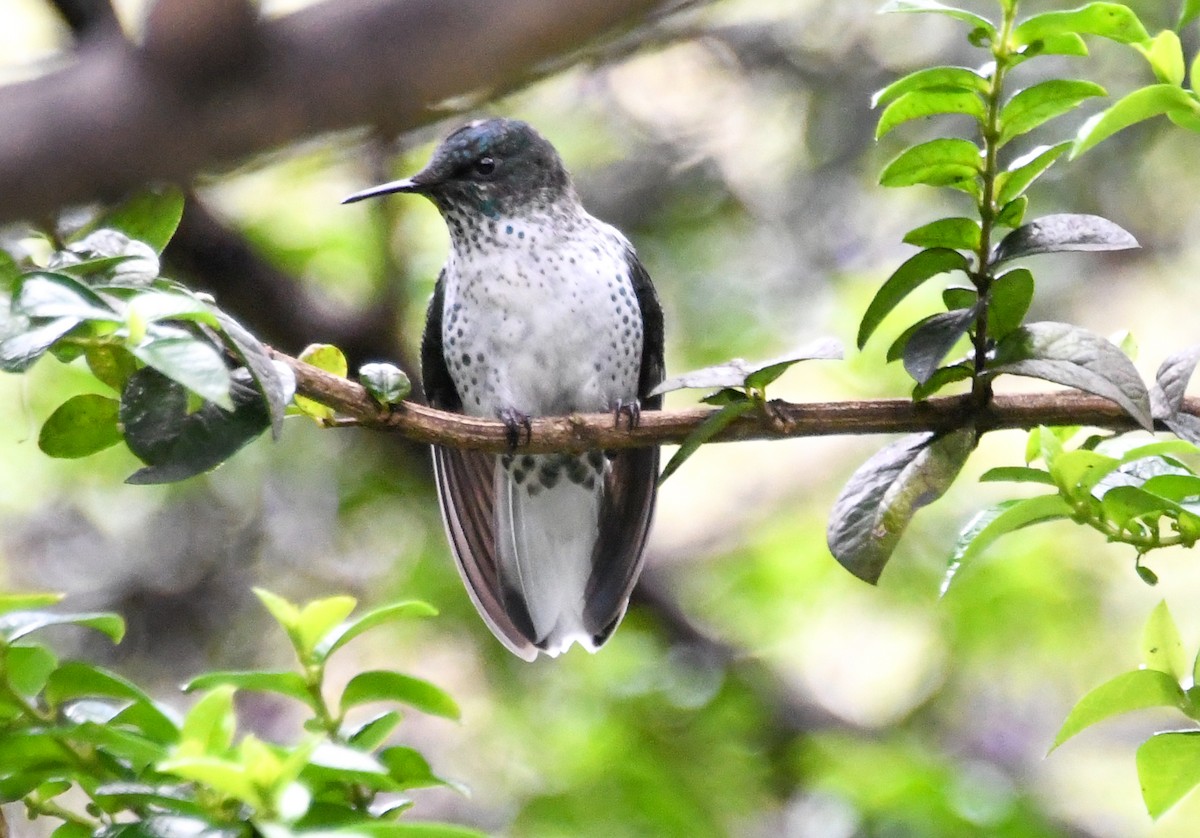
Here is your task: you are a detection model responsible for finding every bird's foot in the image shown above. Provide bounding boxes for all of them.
[613,398,642,430]
[498,407,533,450]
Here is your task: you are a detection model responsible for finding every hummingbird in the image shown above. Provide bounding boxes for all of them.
[344,118,665,660]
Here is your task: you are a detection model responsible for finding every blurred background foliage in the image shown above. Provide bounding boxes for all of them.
[4,0,1200,835]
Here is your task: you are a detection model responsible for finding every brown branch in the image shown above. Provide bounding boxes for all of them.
[0,0,685,225]
[272,349,1193,453]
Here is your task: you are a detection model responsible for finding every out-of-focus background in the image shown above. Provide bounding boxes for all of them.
[3,0,1200,835]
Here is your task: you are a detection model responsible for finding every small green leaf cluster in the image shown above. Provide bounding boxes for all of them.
[832,1,1153,585]
[0,589,479,838]
[1052,601,1200,819]
[0,188,294,484]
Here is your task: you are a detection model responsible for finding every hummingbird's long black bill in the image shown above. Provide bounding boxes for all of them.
[341,177,422,204]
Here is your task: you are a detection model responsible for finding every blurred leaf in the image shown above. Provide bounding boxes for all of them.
[876,89,986,139]
[1137,731,1200,818]
[857,248,970,348]
[879,138,982,195]
[1012,3,1151,46]
[990,322,1153,430]
[340,671,460,720]
[86,345,139,393]
[992,213,1138,263]
[38,394,122,458]
[902,307,977,384]
[911,362,973,399]
[1136,30,1186,85]
[941,495,1074,593]
[978,465,1055,485]
[879,0,995,36]
[651,338,843,395]
[81,186,185,254]
[1024,31,1090,57]
[184,671,317,711]
[872,65,989,109]
[1181,0,1200,28]
[322,824,488,838]
[45,661,157,711]
[1142,601,1187,681]
[345,711,403,750]
[316,600,439,660]
[998,80,1106,145]
[902,217,981,250]
[217,312,291,439]
[296,596,358,660]
[0,317,80,372]
[995,143,1071,206]
[359,363,412,406]
[157,756,262,808]
[14,272,118,321]
[254,589,301,634]
[1052,669,1186,749]
[5,644,58,697]
[129,335,233,410]
[380,746,450,790]
[68,721,166,769]
[658,400,755,485]
[995,196,1028,228]
[179,686,236,756]
[1101,486,1188,532]
[1074,85,1200,157]
[987,268,1034,340]
[0,610,124,643]
[0,594,63,614]
[296,344,347,421]
[828,429,976,584]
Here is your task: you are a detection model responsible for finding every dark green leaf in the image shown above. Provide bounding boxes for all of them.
[317,600,439,660]
[857,248,970,349]
[86,345,139,393]
[902,217,981,250]
[941,286,975,311]
[45,661,155,710]
[828,429,976,584]
[66,721,165,768]
[81,186,185,254]
[346,711,404,750]
[879,138,982,195]
[979,466,1055,485]
[995,143,1071,206]
[941,495,1074,593]
[658,400,755,485]
[872,66,989,109]
[38,394,123,458]
[986,268,1034,340]
[879,0,996,37]
[902,307,976,384]
[992,213,1138,263]
[998,80,1106,146]
[911,362,973,400]
[217,312,291,439]
[1074,85,1200,157]
[1052,669,1186,750]
[1012,3,1151,47]
[360,363,412,406]
[130,335,233,410]
[340,670,460,720]
[990,322,1153,430]
[183,671,317,710]
[995,196,1028,228]
[0,317,80,372]
[1138,731,1200,818]
[876,89,986,139]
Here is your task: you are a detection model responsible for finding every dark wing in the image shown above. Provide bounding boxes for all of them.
[582,249,665,643]
[422,272,539,660]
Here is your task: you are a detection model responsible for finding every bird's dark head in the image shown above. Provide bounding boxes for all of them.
[343,118,571,220]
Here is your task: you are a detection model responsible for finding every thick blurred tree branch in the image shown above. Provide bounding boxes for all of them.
[273,349,1189,452]
[0,0,685,225]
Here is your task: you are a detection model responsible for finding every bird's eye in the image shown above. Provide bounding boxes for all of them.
[474,156,496,176]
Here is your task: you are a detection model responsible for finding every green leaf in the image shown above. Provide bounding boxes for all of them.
[879,0,996,37]
[650,338,843,395]
[902,217,981,250]
[995,143,1071,206]
[990,322,1154,430]
[14,272,118,321]
[986,268,1034,340]
[67,720,166,769]
[5,644,58,697]
[0,610,125,643]
[359,363,412,406]
[857,248,970,349]
[38,394,123,458]
[1181,0,1200,29]
[994,196,1028,229]
[1073,85,1200,157]
[345,711,404,750]
[296,344,348,421]
[316,600,439,661]
[978,465,1055,485]
[1052,669,1187,749]
[1012,3,1151,47]
[992,213,1138,264]
[902,307,976,385]
[998,80,1106,146]
[217,312,292,439]
[941,494,1074,593]
[45,661,157,709]
[0,317,80,372]
[296,596,358,660]
[184,671,317,711]
[0,593,63,614]
[657,400,755,485]
[879,138,982,195]
[82,186,185,254]
[1138,731,1200,818]
[322,823,489,838]
[876,89,986,139]
[1142,601,1188,681]
[254,588,301,633]
[179,686,236,755]
[130,335,233,410]
[380,746,450,790]
[157,756,263,808]
[828,429,976,584]
[872,66,989,109]
[86,345,139,393]
[911,362,973,399]
[340,670,460,720]
[1136,29,1186,85]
